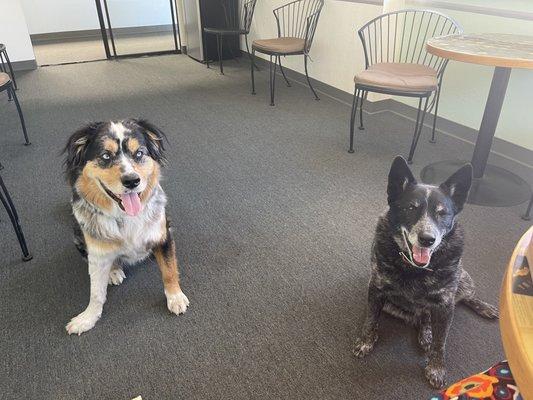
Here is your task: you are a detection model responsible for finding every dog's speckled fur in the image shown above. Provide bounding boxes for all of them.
[63,119,189,335]
[353,156,498,389]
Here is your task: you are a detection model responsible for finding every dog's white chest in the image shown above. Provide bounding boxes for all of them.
[116,211,165,263]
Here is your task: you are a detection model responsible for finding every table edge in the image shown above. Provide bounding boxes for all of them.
[426,42,533,69]
[499,226,533,399]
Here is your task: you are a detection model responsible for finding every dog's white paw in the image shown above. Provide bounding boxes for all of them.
[108,267,126,286]
[65,310,100,335]
[166,291,189,315]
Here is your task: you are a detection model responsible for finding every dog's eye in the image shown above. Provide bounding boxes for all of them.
[407,204,417,211]
[102,153,111,161]
[437,208,448,216]
[135,150,144,159]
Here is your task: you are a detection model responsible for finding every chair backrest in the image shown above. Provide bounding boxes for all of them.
[273,0,324,53]
[358,9,463,75]
[221,0,258,33]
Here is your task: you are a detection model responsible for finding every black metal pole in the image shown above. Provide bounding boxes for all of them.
[94,0,111,59]
[102,0,117,58]
[471,67,511,178]
[169,0,179,52]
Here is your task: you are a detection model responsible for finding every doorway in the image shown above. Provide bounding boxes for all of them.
[96,0,181,59]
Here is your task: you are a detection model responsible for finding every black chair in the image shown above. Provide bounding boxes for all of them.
[250,0,324,106]
[1,72,30,145]
[349,10,462,163]
[0,163,32,261]
[0,43,17,91]
[204,0,258,75]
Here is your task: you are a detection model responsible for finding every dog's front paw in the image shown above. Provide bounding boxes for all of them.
[108,267,126,286]
[166,291,189,315]
[418,325,432,353]
[66,310,100,336]
[353,333,378,358]
[425,362,447,389]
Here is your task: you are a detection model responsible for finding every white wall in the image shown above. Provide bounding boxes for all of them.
[20,0,174,35]
[0,0,35,62]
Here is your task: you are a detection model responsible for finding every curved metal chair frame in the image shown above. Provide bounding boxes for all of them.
[250,0,324,106]
[0,163,32,261]
[349,9,463,163]
[204,0,258,75]
[1,74,30,145]
[1,75,30,145]
[0,44,17,91]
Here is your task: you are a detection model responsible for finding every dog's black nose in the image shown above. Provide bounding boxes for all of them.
[418,233,435,247]
[121,174,140,189]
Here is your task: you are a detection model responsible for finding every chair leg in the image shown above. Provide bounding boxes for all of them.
[407,97,429,164]
[269,55,277,106]
[245,35,259,72]
[0,174,32,261]
[359,90,366,130]
[278,57,291,87]
[304,54,319,101]
[4,50,17,90]
[522,194,533,221]
[349,87,360,154]
[216,34,224,75]
[204,32,210,69]
[251,49,256,95]
[430,86,441,143]
[10,86,30,145]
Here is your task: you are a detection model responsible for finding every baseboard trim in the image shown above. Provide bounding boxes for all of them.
[11,59,38,71]
[249,54,533,184]
[31,24,175,43]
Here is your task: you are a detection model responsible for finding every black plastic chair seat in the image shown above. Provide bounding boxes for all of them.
[204,27,247,35]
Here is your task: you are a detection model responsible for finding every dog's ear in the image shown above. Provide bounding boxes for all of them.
[440,164,472,213]
[135,119,167,165]
[63,122,101,173]
[387,155,416,205]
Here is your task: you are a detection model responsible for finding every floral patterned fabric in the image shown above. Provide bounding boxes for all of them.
[430,361,522,400]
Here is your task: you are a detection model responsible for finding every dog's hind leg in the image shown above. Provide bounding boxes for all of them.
[108,263,126,286]
[457,269,499,319]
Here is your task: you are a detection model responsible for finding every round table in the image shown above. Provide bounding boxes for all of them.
[421,33,532,207]
[500,226,533,398]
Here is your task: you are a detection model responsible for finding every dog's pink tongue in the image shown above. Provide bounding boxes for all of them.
[120,193,142,216]
[412,245,431,265]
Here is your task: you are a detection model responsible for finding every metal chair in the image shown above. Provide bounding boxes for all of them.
[251,0,324,106]
[349,10,462,163]
[204,0,258,75]
[0,163,32,261]
[1,72,30,145]
[0,44,17,91]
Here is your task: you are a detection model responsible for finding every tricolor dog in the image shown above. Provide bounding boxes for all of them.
[353,156,498,388]
[63,119,189,335]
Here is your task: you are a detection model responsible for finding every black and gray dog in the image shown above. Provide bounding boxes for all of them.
[353,156,498,388]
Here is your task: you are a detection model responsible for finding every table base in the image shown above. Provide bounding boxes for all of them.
[420,160,532,207]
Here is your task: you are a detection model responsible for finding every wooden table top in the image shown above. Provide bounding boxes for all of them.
[427,33,533,69]
[500,226,533,398]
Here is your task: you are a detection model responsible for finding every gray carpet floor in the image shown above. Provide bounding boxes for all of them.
[0,55,530,400]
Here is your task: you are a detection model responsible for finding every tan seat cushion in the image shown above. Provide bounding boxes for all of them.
[252,37,305,54]
[0,72,11,87]
[354,63,438,92]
